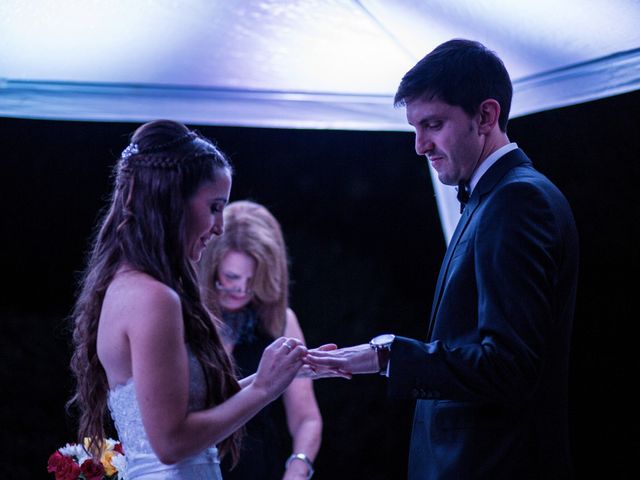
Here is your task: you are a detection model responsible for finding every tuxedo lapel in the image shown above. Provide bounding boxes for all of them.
[425,149,532,341]
[426,199,474,340]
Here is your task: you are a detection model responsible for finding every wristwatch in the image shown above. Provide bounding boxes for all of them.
[369,333,395,375]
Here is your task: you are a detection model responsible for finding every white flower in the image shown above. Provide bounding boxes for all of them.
[104,437,117,450]
[58,442,90,464]
[111,453,128,480]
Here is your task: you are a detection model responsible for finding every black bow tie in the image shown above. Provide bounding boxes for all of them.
[457,180,470,213]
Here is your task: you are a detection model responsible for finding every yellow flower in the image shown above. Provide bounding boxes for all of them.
[77,437,123,476]
[83,437,107,454]
[101,450,118,476]
[83,437,92,450]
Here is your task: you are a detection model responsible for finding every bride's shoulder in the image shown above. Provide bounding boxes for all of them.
[104,268,181,324]
[110,268,177,300]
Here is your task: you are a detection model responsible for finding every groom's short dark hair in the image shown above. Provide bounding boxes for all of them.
[394,39,513,132]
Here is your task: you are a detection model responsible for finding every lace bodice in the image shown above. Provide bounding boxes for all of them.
[108,349,222,479]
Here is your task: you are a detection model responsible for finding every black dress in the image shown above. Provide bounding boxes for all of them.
[220,307,289,480]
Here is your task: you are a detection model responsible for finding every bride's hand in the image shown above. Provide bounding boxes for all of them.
[252,337,306,401]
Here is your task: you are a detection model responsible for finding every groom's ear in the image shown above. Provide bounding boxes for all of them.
[477,99,500,135]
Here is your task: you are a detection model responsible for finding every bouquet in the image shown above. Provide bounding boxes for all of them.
[47,438,127,480]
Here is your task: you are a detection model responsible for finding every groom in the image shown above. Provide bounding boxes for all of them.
[308,39,578,479]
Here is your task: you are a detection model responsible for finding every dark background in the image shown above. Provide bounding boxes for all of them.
[1,89,639,478]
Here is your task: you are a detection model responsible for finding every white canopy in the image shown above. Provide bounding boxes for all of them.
[2,0,639,241]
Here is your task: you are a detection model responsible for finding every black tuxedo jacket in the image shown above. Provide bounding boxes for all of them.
[388,149,578,479]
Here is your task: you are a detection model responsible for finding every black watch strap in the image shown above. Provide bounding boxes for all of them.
[376,347,391,374]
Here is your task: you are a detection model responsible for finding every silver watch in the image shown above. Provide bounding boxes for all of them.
[370,333,395,349]
[369,333,395,374]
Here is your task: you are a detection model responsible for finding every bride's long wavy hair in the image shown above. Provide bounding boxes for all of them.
[67,120,241,462]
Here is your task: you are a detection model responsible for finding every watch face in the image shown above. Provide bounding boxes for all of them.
[372,333,395,346]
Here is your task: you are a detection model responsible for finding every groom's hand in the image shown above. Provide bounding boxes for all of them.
[305,343,379,375]
[297,343,352,379]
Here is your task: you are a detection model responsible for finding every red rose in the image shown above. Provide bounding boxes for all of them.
[47,451,65,473]
[47,452,81,480]
[80,458,105,480]
[113,442,125,455]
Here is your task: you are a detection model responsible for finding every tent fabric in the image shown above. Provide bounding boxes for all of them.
[2,0,639,243]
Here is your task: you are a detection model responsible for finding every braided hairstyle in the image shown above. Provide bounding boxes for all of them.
[68,120,242,462]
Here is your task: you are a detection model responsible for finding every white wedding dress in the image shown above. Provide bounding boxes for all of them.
[108,351,223,479]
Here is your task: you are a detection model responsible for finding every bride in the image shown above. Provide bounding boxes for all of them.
[67,120,312,479]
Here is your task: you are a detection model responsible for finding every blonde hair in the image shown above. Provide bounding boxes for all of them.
[199,200,289,338]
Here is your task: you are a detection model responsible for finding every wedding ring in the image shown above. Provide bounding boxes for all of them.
[284,342,293,351]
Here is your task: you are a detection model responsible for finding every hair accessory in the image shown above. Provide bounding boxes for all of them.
[121,131,199,162]
[118,129,229,172]
[121,142,140,160]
